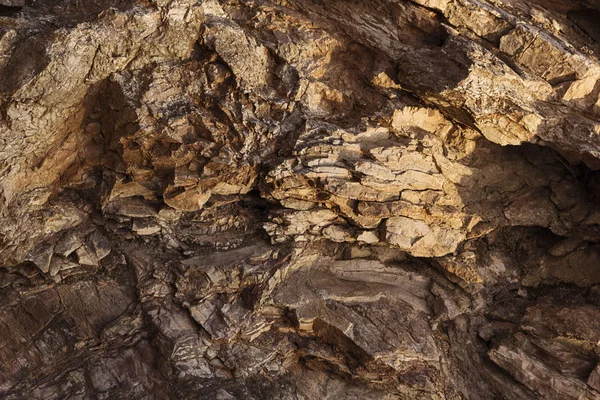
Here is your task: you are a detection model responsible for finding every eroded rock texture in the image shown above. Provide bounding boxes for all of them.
[1,0,600,398]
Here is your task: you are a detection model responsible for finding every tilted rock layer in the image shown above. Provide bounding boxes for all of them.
[1,0,600,398]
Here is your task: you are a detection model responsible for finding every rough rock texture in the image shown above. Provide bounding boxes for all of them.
[1,0,600,398]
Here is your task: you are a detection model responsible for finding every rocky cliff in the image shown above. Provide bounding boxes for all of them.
[1,0,600,398]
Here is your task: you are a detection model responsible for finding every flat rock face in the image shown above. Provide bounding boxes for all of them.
[0,0,599,398]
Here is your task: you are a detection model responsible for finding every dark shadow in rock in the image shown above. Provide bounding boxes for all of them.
[456,141,600,242]
[312,317,373,368]
[278,0,471,96]
[0,4,21,16]
[0,32,51,94]
[568,9,600,43]
[285,0,447,52]
[67,75,144,208]
[451,139,600,397]
[20,0,144,24]
[279,0,473,96]
[309,43,401,125]
[395,35,474,98]
[528,0,599,13]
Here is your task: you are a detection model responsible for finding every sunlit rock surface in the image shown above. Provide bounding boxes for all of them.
[0,0,600,398]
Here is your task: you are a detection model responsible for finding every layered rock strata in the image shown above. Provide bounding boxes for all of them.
[0,0,600,398]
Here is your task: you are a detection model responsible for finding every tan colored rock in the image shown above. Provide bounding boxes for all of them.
[356,230,380,244]
[1,0,600,398]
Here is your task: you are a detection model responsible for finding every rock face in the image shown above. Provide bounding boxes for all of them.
[1,0,600,398]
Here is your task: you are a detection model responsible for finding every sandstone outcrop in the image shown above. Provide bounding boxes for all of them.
[1,0,600,398]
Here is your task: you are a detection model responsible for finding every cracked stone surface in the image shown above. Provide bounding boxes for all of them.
[1,0,600,398]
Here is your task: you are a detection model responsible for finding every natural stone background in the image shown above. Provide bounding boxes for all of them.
[0,0,600,398]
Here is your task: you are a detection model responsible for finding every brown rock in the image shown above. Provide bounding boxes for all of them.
[1,0,599,398]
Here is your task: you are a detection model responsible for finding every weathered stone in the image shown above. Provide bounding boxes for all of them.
[1,0,600,398]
